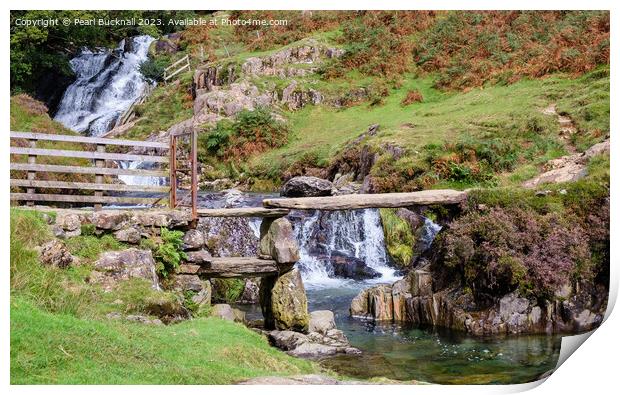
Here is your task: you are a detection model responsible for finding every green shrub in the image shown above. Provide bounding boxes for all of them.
[139,58,167,82]
[141,229,187,278]
[199,107,289,161]
[80,223,96,236]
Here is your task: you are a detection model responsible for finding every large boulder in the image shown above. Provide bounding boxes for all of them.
[263,269,309,331]
[259,217,299,265]
[39,239,74,269]
[308,310,336,335]
[329,252,380,280]
[91,248,159,290]
[280,176,333,197]
[54,212,82,237]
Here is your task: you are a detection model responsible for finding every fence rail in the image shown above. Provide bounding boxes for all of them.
[163,54,191,83]
[10,131,172,210]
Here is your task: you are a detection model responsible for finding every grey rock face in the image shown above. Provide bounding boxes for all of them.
[92,248,159,290]
[259,217,299,264]
[114,227,142,244]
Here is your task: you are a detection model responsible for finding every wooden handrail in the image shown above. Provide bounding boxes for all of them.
[10,131,168,149]
[10,147,169,163]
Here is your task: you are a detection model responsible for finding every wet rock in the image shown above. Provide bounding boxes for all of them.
[92,248,159,290]
[39,239,74,269]
[350,284,394,321]
[265,269,309,331]
[329,252,380,280]
[114,227,142,244]
[183,229,204,250]
[350,289,369,318]
[281,176,333,197]
[499,292,530,322]
[259,217,299,265]
[308,310,336,335]
[411,269,433,297]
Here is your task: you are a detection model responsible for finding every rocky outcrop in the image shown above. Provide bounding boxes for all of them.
[153,33,181,55]
[523,139,609,188]
[39,239,74,268]
[261,269,309,331]
[193,81,274,118]
[281,80,323,110]
[53,212,82,238]
[240,40,341,78]
[350,269,605,335]
[91,248,160,291]
[280,176,333,197]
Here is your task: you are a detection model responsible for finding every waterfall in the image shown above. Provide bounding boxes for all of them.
[54,35,155,136]
[117,161,167,186]
[292,209,400,287]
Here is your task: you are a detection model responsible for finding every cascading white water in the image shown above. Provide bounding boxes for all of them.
[117,161,167,186]
[293,209,400,288]
[54,35,155,136]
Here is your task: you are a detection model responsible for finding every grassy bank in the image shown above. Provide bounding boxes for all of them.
[11,297,315,384]
[9,209,319,384]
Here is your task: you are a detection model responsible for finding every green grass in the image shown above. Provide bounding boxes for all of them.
[64,234,127,263]
[247,67,608,188]
[11,296,316,384]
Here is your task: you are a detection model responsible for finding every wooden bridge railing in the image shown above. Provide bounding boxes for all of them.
[10,131,172,210]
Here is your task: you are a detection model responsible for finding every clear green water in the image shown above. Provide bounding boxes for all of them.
[305,285,561,384]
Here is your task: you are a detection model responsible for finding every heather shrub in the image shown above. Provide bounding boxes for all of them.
[434,207,592,302]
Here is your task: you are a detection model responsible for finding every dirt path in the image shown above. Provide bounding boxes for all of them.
[541,104,578,155]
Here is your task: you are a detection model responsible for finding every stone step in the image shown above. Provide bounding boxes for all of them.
[179,256,279,278]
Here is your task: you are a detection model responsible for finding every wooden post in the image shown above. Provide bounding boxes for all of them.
[94,144,105,211]
[169,135,177,208]
[191,129,198,221]
[26,139,36,207]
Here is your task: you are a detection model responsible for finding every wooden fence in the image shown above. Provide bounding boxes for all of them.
[10,132,175,210]
[163,54,191,84]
